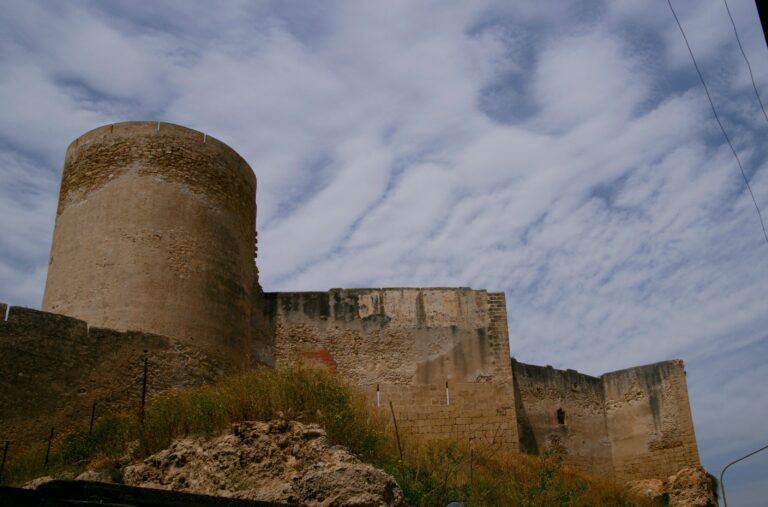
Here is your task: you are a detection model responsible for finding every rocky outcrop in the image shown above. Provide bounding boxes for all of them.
[123,420,404,507]
[665,466,718,507]
[627,466,717,507]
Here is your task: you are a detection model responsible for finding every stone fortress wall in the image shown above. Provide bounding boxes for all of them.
[0,121,702,483]
[43,122,256,370]
[0,303,222,447]
[512,359,700,482]
[257,289,519,449]
[512,360,614,476]
[1,291,700,481]
[602,361,700,481]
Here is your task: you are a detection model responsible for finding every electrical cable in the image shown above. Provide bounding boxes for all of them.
[667,0,768,246]
[722,0,768,125]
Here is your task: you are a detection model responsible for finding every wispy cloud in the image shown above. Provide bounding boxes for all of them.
[1,0,766,502]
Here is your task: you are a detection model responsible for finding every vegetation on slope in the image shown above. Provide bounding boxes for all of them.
[2,368,654,506]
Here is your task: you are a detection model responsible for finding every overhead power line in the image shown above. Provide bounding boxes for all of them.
[722,0,768,125]
[666,0,768,246]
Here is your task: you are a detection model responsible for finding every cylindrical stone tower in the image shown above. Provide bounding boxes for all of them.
[43,122,256,370]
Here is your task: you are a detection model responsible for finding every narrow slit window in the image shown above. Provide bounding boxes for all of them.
[557,408,565,425]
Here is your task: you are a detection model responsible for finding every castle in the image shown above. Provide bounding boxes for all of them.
[0,122,701,483]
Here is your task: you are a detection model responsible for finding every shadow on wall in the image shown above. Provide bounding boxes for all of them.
[0,303,227,448]
[512,364,539,455]
[511,358,700,480]
[258,288,512,385]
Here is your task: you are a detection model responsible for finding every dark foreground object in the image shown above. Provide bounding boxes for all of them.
[0,480,293,507]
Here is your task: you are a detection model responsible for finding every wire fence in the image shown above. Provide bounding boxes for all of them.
[0,351,151,485]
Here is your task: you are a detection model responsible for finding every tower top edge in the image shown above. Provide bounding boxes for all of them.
[66,121,255,184]
[71,121,213,142]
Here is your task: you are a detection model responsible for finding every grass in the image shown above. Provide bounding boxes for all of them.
[1,368,386,487]
[1,367,655,506]
[393,441,655,506]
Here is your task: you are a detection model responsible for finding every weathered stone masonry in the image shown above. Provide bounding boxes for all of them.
[255,288,700,480]
[512,361,613,476]
[0,304,223,447]
[258,289,518,449]
[603,361,700,481]
[512,359,699,481]
[0,121,703,483]
[43,122,256,370]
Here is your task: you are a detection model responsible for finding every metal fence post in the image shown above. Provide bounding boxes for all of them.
[88,402,97,437]
[44,427,54,468]
[0,441,9,483]
[389,401,405,479]
[140,350,148,425]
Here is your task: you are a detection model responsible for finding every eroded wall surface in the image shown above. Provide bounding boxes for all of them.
[262,288,511,384]
[512,359,700,480]
[511,360,613,475]
[0,304,227,447]
[603,360,700,481]
[260,288,518,448]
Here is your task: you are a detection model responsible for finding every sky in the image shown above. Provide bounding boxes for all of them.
[0,0,766,504]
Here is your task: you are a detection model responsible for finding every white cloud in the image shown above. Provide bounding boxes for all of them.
[532,32,647,129]
[1,0,767,502]
[0,151,58,306]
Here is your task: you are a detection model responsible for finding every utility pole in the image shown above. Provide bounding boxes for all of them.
[757,0,768,49]
[720,442,768,507]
